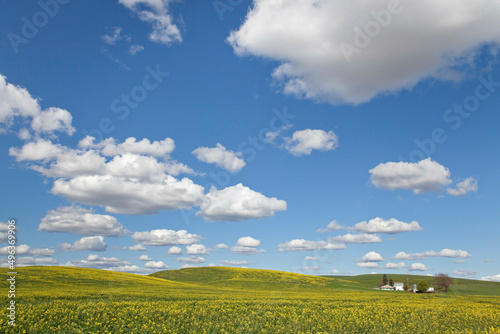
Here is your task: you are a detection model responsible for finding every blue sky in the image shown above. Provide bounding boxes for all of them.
[1,0,500,281]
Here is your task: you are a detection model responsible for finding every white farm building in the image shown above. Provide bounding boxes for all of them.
[394,282,404,291]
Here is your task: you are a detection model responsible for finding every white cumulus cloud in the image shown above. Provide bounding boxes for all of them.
[228,0,500,105]
[447,177,479,196]
[168,246,182,255]
[353,217,423,234]
[186,244,209,255]
[144,260,168,269]
[192,143,246,172]
[278,239,346,252]
[231,236,265,255]
[198,184,287,222]
[370,158,452,194]
[317,220,345,233]
[408,263,430,271]
[357,251,384,262]
[329,233,382,244]
[59,236,107,252]
[39,206,127,237]
[132,229,202,246]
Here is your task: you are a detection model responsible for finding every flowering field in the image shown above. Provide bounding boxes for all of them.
[1,267,500,333]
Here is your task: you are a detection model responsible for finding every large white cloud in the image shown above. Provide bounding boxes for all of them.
[52,174,204,215]
[329,233,382,244]
[11,136,202,215]
[393,249,472,260]
[198,184,287,222]
[228,0,500,105]
[447,177,479,196]
[353,217,423,234]
[278,239,346,252]
[118,0,181,45]
[39,206,127,236]
[59,236,107,252]
[132,229,202,246]
[192,143,246,173]
[369,158,452,194]
[0,75,75,136]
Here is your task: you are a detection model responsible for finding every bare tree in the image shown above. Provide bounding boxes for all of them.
[434,273,453,292]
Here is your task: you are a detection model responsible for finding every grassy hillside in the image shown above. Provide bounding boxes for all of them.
[149,266,336,292]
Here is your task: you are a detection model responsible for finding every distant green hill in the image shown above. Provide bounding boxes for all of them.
[149,266,336,292]
[324,273,500,296]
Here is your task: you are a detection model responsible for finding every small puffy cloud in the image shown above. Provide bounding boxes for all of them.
[186,244,209,255]
[278,239,346,252]
[175,256,206,264]
[369,158,452,194]
[101,26,129,45]
[393,249,472,260]
[231,236,265,255]
[228,1,500,105]
[409,263,430,271]
[144,260,168,269]
[384,262,407,269]
[454,259,467,264]
[481,274,500,282]
[192,143,246,172]
[353,217,423,234]
[132,229,202,246]
[127,244,147,251]
[0,74,75,136]
[304,256,318,261]
[220,260,250,266]
[39,206,127,237]
[329,233,382,244]
[317,220,345,233]
[59,236,107,252]
[198,184,287,222]
[284,129,338,156]
[137,255,151,261]
[213,243,229,250]
[30,248,55,257]
[357,251,384,262]
[0,244,30,255]
[357,262,379,268]
[168,246,182,255]
[447,177,478,196]
[118,0,182,45]
[331,269,353,275]
[452,269,477,278]
[129,44,145,55]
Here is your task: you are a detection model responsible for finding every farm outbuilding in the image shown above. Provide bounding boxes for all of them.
[380,285,395,291]
[394,282,404,291]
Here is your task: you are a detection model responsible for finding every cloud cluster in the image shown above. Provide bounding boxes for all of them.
[228,0,500,105]
[393,249,472,260]
[447,177,478,196]
[0,75,75,137]
[278,239,346,252]
[39,206,128,236]
[198,184,287,222]
[192,143,246,172]
[353,217,422,234]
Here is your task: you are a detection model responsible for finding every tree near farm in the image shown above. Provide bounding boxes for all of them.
[435,273,453,292]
